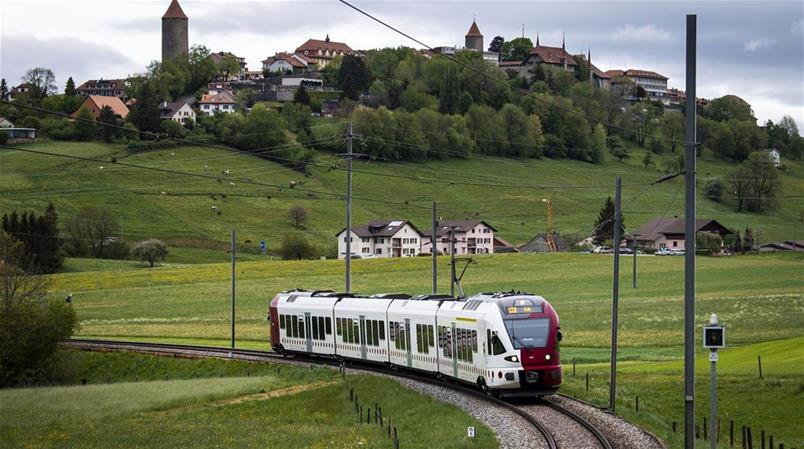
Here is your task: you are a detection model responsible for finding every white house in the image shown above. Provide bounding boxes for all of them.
[199,90,237,115]
[421,220,496,255]
[262,52,311,73]
[336,220,423,259]
[0,117,14,128]
[159,99,196,124]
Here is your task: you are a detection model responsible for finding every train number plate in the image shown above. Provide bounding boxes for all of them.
[525,371,540,383]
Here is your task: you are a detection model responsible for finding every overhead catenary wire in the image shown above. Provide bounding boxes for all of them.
[336,0,695,147]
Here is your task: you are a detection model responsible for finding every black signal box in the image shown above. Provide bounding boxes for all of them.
[703,326,725,349]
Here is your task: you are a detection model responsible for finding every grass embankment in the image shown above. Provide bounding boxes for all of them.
[562,337,804,448]
[1,141,802,260]
[0,350,496,449]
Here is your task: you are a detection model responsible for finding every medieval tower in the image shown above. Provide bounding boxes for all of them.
[465,19,484,52]
[162,0,189,63]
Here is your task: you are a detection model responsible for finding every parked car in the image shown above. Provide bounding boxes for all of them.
[656,248,674,256]
[592,246,612,254]
[360,254,377,259]
[620,247,634,255]
[671,249,686,256]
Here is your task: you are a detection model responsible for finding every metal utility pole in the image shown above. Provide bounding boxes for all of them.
[608,176,622,413]
[345,121,353,293]
[632,237,638,289]
[450,226,456,297]
[544,195,557,252]
[684,14,698,449]
[231,228,236,349]
[432,202,438,294]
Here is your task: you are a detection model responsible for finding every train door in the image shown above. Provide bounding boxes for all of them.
[405,318,412,367]
[359,315,367,359]
[304,312,313,352]
[451,322,458,378]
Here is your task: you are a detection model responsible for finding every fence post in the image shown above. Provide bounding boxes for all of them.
[730,421,734,447]
[704,417,707,440]
[742,426,747,449]
[757,355,763,379]
[586,372,589,391]
[635,396,639,412]
[760,431,765,449]
[747,427,753,449]
[359,405,362,423]
[768,436,773,449]
[572,357,576,377]
[388,417,391,438]
[393,427,399,449]
[673,421,677,433]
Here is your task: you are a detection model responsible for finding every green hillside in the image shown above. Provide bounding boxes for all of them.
[1,140,802,259]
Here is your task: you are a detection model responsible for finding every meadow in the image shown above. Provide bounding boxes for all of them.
[1,140,802,260]
[0,350,495,449]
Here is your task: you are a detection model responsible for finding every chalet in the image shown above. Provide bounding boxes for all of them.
[199,88,237,115]
[8,83,34,101]
[71,95,129,119]
[421,220,496,255]
[336,220,423,259]
[159,98,196,123]
[626,218,732,250]
[76,79,127,99]
[294,36,354,68]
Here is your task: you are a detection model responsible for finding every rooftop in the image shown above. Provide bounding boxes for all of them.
[162,0,188,20]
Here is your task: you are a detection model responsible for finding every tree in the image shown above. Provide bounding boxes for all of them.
[288,205,309,229]
[659,113,684,152]
[98,105,122,142]
[0,230,77,386]
[21,67,57,98]
[1,203,62,274]
[0,78,7,101]
[74,106,96,141]
[500,37,533,61]
[696,231,723,254]
[648,134,667,154]
[131,239,168,267]
[279,233,317,260]
[728,152,779,213]
[236,88,257,108]
[488,36,504,53]
[642,151,654,169]
[216,54,242,80]
[127,78,162,133]
[64,77,76,96]
[705,95,755,122]
[338,55,372,100]
[293,83,311,105]
[63,206,119,258]
[592,196,624,246]
[590,123,607,163]
[607,135,630,162]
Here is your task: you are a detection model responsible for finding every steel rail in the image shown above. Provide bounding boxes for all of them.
[65,339,613,449]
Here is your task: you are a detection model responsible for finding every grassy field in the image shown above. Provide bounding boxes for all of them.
[1,140,802,260]
[0,350,496,449]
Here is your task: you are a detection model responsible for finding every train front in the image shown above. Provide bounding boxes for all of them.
[494,295,562,395]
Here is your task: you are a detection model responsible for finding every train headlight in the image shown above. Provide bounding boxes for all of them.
[504,355,519,363]
[545,354,551,360]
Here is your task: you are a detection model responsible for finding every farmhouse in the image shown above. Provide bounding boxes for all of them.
[336,220,423,259]
[421,220,496,255]
[626,218,732,250]
[71,95,130,119]
[159,98,196,123]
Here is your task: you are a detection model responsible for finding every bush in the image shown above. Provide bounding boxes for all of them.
[104,240,131,260]
[278,233,317,260]
[703,179,724,202]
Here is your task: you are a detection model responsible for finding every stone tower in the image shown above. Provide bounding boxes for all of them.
[465,19,483,52]
[162,0,189,63]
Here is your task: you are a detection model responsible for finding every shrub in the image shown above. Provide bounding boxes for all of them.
[703,179,724,202]
[278,233,317,260]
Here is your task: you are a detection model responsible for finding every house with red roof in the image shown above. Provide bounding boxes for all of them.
[604,68,669,101]
[262,52,312,74]
[71,95,130,119]
[294,35,354,68]
[76,79,127,99]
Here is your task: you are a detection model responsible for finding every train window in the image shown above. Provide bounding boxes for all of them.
[487,329,492,355]
[353,320,360,344]
[336,317,342,336]
[279,314,285,330]
[491,331,506,355]
[312,317,319,340]
[472,330,477,352]
[379,322,385,340]
[318,317,325,339]
[367,320,374,346]
[298,317,305,339]
[372,320,379,346]
[290,315,297,338]
[389,322,396,342]
[326,317,332,335]
[428,325,435,347]
[416,324,422,353]
[346,319,353,343]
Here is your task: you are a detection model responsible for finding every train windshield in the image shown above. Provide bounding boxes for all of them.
[503,318,550,349]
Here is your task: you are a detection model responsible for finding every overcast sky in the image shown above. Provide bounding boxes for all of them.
[1,0,802,129]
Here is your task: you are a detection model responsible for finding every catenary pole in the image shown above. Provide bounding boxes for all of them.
[345,121,353,293]
[432,202,437,294]
[450,227,456,297]
[609,176,622,413]
[231,228,236,349]
[632,238,637,288]
[684,14,698,449]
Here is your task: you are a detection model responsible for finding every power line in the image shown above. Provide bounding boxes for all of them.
[337,0,695,146]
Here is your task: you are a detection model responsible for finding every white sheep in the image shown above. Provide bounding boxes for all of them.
[211,205,218,210]
[229,182,235,187]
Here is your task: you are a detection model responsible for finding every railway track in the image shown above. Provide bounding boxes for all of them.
[65,339,614,449]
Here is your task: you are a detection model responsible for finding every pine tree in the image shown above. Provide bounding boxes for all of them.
[0,78,8,101]
[592,196,625,246]
[65,77,76,96]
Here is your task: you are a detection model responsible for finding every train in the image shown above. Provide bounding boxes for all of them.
[269,289,563,395]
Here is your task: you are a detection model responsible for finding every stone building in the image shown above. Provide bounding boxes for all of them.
[465,20,483,52]
[162,0,189,63]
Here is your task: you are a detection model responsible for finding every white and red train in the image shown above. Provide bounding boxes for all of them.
[269,290,563,395]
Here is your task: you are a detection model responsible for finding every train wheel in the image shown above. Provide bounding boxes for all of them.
[477,377,490,395]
